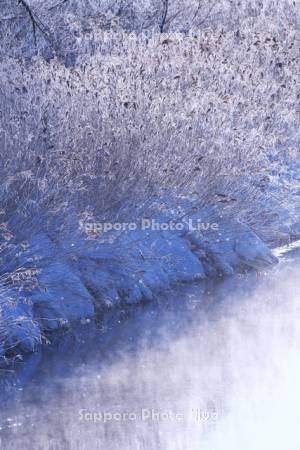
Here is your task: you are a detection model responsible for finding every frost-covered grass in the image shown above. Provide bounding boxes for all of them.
[1,25,299,237]
[0,7,299,358]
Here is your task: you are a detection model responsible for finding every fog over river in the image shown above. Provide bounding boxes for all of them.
[1,249,300,450]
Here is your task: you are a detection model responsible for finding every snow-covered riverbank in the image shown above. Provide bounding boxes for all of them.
[0,203,279,359]
[1,253,300,450]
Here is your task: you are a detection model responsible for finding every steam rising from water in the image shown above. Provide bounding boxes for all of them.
[1,260,300,449]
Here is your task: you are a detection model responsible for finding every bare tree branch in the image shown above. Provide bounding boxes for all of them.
[18,0,52,49]
[160,0,169,33]
[164,7,186,28]
[191,0,202,24]
[196,0,219,27]
[48,0,69,12]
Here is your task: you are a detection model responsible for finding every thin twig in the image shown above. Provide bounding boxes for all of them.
[48,0,69,11]
[160,0,169,33]
[191,0,202,24]
[197,0,219,27]
[18,0,52,48]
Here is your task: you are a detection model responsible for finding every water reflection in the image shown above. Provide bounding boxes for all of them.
[1,260,300,450]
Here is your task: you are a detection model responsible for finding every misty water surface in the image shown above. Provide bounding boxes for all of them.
[1,252,300,450]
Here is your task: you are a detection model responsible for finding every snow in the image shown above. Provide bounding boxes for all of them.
[0,208,279,359]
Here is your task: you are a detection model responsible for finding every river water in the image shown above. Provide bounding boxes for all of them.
[0,247,300,450]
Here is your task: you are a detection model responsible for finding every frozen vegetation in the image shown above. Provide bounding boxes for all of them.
[0,0,299,358]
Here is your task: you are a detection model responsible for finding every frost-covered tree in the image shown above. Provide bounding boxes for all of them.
[1,0,299,60]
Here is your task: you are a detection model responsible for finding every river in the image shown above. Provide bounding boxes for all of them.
[0,246,300,450]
